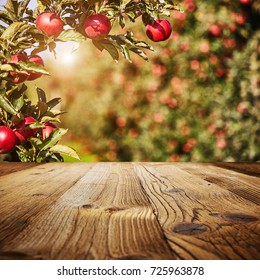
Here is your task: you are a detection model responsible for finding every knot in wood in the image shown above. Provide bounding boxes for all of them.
[172,222,208,235]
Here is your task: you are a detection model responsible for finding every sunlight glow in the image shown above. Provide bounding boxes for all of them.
[59,51,76,66]
[54,42,79,67]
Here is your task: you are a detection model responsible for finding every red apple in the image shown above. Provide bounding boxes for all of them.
[233,13,246,25]
[42,122,57,139]
[36,12,64,37]
[9,54,29,84]
[184,0,196,13]
[0,126,18,154]
[240,0,251,4]
[209,24,221,36]
[27,55,44,81]
[236,102,247,114]
[200,41,210,53]
[14,116,37,142]
[216,138,227,150]
[146,19,172,42]
[215,68,225,78]
[84,14,112,40]
[190,59,200,70]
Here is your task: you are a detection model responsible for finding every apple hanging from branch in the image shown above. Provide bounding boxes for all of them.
[9,54,29,84]
[146,19,172,42]
[36,12,64,37]
[14,116,37,143]
[84,14,112,40]
[0,126,18,154]
[27,55,45,81]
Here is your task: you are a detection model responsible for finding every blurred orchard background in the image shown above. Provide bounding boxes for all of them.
[26,0,260,162]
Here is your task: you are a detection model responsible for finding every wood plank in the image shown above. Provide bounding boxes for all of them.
[213,163,260,178]
[0,162,95,259]
[177,163,260,205]
[134,163,260,260]
[0,163,176,260]
[0,162,40,177]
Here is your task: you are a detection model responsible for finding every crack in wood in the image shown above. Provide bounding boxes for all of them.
[223,213,258,222]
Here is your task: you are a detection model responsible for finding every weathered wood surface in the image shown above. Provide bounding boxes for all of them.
[0,162,259,260]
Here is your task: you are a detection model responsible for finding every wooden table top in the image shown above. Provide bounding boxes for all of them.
[0,162,259,260]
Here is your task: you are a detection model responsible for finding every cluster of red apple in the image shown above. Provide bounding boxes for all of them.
[1,10,173,155]
[35,11,173,42]
[0,118,56,154]
[9,12,172,84]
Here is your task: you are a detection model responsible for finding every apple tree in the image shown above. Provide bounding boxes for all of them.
[0,0,182,162]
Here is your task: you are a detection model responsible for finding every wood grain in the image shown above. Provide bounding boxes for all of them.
[213,162,260,178]
[177,163,260,205]
[0,162,40,177]
[0,163,176,260]
[0,162,259,260]
[0,163,94,259]
[134,163,260,260]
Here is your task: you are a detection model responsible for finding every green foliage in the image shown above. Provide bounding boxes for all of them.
[1,0,181,60]
[59,0,260,162]
[0,82,79,161]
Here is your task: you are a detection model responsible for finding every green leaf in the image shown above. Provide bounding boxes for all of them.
[135,41,154,51]
[17,83,27,95]
[60,0,82,4]
[37,101,48,116]
[81,0,103,7]
[36,87,46,102]
[50,144,80,160]
[162,10,171,17]
[0,64,16,72]
[48,109,66,117]
[18,0,30,18]
[142,12,151,26]
[6,83,19,95]
[40,116,61,123]
[0,10,12,25]
[30,44,48,56]
[42,110,65,119]
[28,122,43,129]
[30,137,43,147]
[130,47,148,61]
[97,40,119,62]
[3,49,11,61]
[40,128,67,151]
[1,22,31,40]
[0,73,9,78]
[92,40,104,52]
[37,0,53,6]
[119,15,125,29]
[16,144,28,153]
[121,45,131,62]
[164,4,184,13]
[4,0,19,21]
[19,61,49,75]
[57,29,85,43]
[0,89,19,115]
[47,98,62,109]
[16,145,33,162]
[12,92,24,111]
[126,11,136,22]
